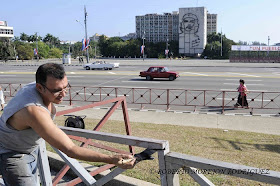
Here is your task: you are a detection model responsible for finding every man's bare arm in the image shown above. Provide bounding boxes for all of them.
[24,106,135,168]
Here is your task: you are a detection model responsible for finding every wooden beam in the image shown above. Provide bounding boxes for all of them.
[166,152,280,185]
[60,126,168,149]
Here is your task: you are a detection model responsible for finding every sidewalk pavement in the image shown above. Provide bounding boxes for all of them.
[56,104,280,136]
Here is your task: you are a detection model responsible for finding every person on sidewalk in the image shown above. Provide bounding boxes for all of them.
[0,63,135,185]
[0,86,5,111]
[234,79,249,108]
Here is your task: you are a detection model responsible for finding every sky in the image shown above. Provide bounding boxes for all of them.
[1,0,279,45]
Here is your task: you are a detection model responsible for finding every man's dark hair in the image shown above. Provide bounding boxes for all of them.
[36,63,65,85]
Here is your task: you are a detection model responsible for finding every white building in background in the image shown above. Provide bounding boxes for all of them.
[0,21,14,38]
[207,13,217,34]
[135,7,217,56]
[179,7,207,56]
[136,11,179,43]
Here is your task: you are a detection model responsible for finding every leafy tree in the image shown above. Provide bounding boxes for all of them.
[0,39,16,61]
[16,43,33,60]
[43,33,60,48]
[202,33,236,59]
[20,33,29,41]
[48,48,63,58]
[31,41,50,59]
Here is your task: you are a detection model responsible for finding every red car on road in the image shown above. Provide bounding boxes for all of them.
[139,66,179,81]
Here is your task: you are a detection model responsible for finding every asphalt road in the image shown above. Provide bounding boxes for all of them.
[1,59,280,114]
[1,61,280,92]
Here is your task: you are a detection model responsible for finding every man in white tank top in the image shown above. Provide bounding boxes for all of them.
[0,63,135,185]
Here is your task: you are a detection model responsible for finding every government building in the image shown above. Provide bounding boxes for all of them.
[0,21,14,39]
[135,7,217,56]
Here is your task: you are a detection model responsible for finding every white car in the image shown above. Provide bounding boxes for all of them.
[83,61,119,70]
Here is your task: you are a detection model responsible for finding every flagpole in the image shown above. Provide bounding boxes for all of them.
[84,5,89,63]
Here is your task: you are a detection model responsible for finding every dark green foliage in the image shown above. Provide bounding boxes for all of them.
[202,33,236,59]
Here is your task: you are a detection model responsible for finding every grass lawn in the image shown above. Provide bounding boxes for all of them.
[50,116,280,186]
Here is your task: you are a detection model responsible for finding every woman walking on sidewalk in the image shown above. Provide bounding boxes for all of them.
[235,79,249,108]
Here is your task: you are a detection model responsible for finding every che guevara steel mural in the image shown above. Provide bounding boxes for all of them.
[179,13,201,54]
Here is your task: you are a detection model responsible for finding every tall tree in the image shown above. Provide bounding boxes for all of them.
[20,33,29,42]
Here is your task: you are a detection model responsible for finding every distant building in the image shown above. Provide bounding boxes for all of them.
[60,40,78,44]
[207,12,217,34]
[135,7,217,56]
[89,33,102,42]
[120,33,137,41]
[179,7,207,56]
[0,21,14,39]
[275,43,280,46]
[136,11,179,43]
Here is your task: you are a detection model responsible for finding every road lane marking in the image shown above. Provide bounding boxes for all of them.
[95,76,127,86]
[0,75,17,77]
[183,72,209,76]
[66,76,84,77]
[226,72,260,77]
[70,72,76,74]
[108,72,116,74]
[122,81,160,83]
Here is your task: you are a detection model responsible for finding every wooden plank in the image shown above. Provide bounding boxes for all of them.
[158,142,170,186]
[94,167,126,186]
[52,147,96,185]
[60,126,168,149]
[184,167,215,186]
[166,152,280,185]
[165,161,180,186]
[38,141,52,186]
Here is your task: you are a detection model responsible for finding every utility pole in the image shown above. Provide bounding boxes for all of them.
[35,32,39,62]
[166,38,169,59]
[84,5,89,63]
[220,28,223,57]
[142,31,145,61]
[267,36,270,56]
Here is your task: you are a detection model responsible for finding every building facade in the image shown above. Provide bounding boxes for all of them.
[136,11,179,43]
[0,21,14,39]
[207,13,217,34]
[179,7,207,56]
[135,7,217,56]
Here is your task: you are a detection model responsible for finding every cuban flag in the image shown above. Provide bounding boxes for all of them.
[140,45,145,54]
[34,48,38,55]
[82,38,90,51]
[165,49,169,55]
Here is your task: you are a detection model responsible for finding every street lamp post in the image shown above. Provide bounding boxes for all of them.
[35,32,39,62]
[220,28,223,57]
[142,31,145,61]
[76,6,89,63]
[267,36,270,56]
[84,5,89,63]
[166,38,169,59]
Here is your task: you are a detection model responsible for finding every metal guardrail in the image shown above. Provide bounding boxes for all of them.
[2,83,280,114]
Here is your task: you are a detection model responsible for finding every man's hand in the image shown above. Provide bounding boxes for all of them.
[110,154,136,169]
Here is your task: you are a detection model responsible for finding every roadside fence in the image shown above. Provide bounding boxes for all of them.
[1,83,280,115]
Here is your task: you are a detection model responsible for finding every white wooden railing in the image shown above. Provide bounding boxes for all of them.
[1,127,280,186]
